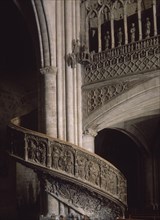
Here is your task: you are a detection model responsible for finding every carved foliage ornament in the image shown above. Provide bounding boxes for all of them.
[41,174,122,219]
[50,141,75,175]
[83,82,128,114]
[23,133,127,205]
[26,135,47,166]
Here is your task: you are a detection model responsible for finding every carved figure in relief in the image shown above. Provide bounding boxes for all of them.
[28,139,36,161]
[65,150,74,174]
[67,53,76,68]
[28,139,46,164]
[104,31,110,50]
[118,178,126,203]
[117,27,123,47]
[130,23,136,43]
[145,17,151,39]
[52,145,60,169]
[87,161,100,185]
[76,156,86,179]
[37,142,46,165]
[101,166,109,190]
[58,150,66,171]
[72,39,80,55]
[107,171,117,195]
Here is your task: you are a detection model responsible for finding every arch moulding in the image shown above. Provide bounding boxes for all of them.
[83,76,160,133]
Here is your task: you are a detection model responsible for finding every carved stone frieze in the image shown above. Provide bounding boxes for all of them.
[75,151,101,187]
[83,81,129,116]
[40,174,123,220]
[26,135,47,166]
[9,126,127,206]
[50,141,75,175]
[83,38,160,85]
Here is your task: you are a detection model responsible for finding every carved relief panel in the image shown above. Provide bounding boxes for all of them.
[26,135,47,166]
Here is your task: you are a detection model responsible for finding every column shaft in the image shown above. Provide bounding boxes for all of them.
[40,67,57,137]
[72,0,77,145]
[76,0,82,147]
[82,129,97,153]
[56,0,64,140]
[47,193,59,216]
[98,14,102,52]
[65,0,74,143]
[137,0,142,40]
[111,14,115,48]
[153,0,157,36]
[124,5,128,44]
[86,17,90,52]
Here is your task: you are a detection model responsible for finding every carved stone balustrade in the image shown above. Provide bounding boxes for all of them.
[8,117,127,208]
[81,35,160,118]
[82,35,160,85]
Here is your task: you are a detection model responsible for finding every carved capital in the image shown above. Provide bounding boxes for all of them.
[83,128,97,137]
[40,66,57,75]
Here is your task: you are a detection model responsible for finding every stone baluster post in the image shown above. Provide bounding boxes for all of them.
[111,12,115,48]
[82,128,97,153]
[152,0,157,36]
[98,12,102,52]
[24,134,28,161]
[137,0,142,40]
[124,3,128,45]
[40,66,57,138]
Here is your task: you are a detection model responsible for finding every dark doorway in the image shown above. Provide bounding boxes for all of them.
[95,128,145,212]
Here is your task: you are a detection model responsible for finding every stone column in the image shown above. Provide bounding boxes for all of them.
[75,0,82,147]
[152,0,157,36]
[59,202,65,215]
[86,15,90,52]
[98,13,102,52]
[64,0,75,143]
[47,193,59,216]
[72,0,78,145]
[124,4,128,44]
[56,0,65,140]
[40,66,57,137]
[137,0,142,40]
[82,128,97,153]
[111,13,115,48]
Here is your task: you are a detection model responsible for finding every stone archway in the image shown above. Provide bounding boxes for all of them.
[83,76,160,132]
[0,1,39,219]
[0,0,38,146]
[95,128,146,214]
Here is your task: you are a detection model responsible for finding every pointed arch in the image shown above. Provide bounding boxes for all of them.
[13,0,53,68]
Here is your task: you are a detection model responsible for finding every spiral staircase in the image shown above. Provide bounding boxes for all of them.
[5,31,160,219]
[7,115,127,220]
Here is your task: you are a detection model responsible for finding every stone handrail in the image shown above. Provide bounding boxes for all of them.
[82,35,160,85]
[8,117,127,206]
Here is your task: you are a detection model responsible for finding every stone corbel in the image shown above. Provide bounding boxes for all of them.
[40,66,58,75]
[66,39,91,68]
[83,128,97,137]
